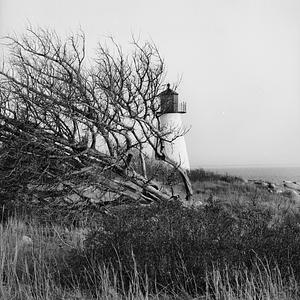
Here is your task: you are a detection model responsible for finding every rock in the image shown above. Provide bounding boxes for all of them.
[20,235,33,246]
[284,182,300,192]
[268,183,276,189]
[283,189,300,200]
[207,194,218,204]
[248,178,300,198]
[253,180,262,185]
[290,189,300,197]
[66,228,88,248]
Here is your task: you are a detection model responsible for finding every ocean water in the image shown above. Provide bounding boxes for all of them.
[207,167,300,184]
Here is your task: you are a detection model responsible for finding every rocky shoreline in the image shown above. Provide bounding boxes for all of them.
[248,179,300,200]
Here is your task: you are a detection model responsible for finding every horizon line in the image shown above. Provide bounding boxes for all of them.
[192,164,300,169]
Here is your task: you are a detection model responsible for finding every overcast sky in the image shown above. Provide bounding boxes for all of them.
[1,0,300,168]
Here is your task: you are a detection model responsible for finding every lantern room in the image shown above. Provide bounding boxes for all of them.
[159,84,186,114]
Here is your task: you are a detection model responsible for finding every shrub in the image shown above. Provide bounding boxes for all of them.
[75,199,300,295]
[189,168,243,183]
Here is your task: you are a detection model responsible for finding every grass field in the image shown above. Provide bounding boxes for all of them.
[1,169,300,299]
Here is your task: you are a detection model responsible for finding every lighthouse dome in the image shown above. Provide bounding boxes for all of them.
[159,84,186,114]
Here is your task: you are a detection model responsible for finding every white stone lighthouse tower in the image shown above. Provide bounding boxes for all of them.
[158,84,190,170]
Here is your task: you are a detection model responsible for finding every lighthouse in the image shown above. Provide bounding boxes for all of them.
[158,84,190,170]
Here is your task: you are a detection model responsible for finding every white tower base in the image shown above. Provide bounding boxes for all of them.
[159,113,190,170]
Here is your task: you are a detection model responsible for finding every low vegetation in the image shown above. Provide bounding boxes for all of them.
[1,169,300,299]
[1,28,298,299]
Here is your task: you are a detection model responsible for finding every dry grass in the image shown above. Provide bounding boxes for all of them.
[0,216,298,299]
[1,169,300,299]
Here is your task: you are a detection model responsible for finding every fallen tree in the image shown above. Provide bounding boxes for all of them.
[0,27,193,211]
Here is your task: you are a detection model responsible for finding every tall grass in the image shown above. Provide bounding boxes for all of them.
[0,218,157,299]
[0,213,299,299]
[1,168,300,299]
[204,263,298,300]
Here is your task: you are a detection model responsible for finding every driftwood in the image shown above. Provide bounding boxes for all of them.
[71,151,179,204]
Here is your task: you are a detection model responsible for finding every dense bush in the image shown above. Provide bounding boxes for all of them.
[189,168,243,183]
[0,139,72,222]
[1,217,298,299]
[66,199,300,295]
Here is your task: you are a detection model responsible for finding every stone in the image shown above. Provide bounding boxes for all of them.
[283,181,300,192]
[20,235,33,246]
[268,183,276,189]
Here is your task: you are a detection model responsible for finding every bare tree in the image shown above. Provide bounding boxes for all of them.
[0,28,193,210]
